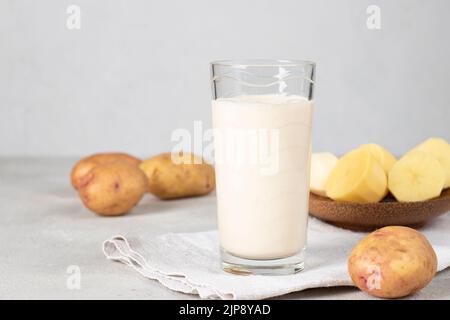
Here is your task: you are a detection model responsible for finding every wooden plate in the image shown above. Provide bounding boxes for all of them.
[309,188,450,231]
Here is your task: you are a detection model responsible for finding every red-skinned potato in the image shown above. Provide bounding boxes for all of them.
[348,226,437,298]
[78,162,148,216]
[71,152,141,189]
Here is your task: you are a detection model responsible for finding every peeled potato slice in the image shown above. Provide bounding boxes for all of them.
[310,152,338,197]
[325,149,387,203]
[359,143,396,174]
[388,150,445,202]
[413,138,450,189]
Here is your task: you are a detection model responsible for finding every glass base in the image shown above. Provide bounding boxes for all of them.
[221,248,305,276]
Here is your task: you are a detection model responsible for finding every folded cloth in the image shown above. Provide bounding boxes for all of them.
[103,216,450,299]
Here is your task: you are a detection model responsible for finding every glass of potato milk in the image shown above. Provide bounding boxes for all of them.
[210,60,315,275]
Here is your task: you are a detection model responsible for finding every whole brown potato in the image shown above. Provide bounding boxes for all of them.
[348,226,437,298]
[78,162,148,216]
[140,152,215,200]
[71,152,141,189]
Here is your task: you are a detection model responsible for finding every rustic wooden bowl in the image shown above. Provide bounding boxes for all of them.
[309,188,450,231]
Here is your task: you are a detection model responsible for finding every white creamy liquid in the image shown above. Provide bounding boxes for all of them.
[212,94,313,260]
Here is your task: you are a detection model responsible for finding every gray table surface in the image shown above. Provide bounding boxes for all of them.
[0,157,449,300]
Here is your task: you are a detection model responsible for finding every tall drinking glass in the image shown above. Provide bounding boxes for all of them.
[210,60,315,275]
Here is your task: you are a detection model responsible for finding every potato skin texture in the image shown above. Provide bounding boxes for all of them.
[78,162,148,216]
[71,153,141,189]
[140,153,215,200]
[348,226,437,298]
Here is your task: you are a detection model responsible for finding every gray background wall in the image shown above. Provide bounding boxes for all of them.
[0,0,449,157]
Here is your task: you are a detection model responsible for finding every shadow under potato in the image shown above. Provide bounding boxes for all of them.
[129,193,216,217]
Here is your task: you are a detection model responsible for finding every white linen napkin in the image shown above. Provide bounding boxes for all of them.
[103,215,450,300]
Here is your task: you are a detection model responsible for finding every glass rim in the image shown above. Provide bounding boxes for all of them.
[210,59,316,68]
